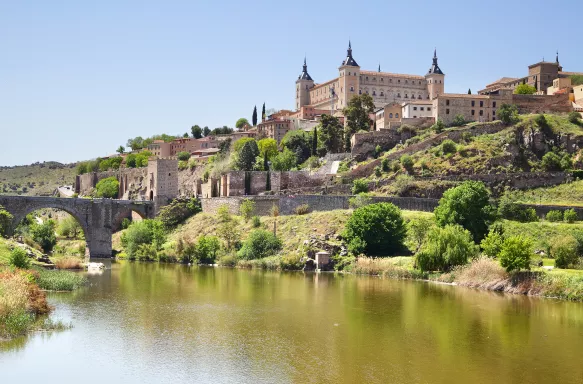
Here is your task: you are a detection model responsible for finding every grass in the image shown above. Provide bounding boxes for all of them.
[512,180,583,207]
[501,219,583,251]
[0,161,77,196]
[54,257,83,270]
[34,268,87,291]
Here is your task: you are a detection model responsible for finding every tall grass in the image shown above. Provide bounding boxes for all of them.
[352,257,427,279]
[34,268,87,291]
[54,257,83,270]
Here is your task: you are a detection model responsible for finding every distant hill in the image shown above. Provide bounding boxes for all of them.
[0,162,77,196]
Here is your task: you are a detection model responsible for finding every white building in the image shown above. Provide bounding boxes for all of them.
[402,100,434,119]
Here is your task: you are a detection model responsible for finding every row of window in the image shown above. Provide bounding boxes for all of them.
[445,100,497,108]
[412,106,431,111]
[444,109,496,117]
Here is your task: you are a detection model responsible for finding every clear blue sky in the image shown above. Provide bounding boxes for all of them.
[0,0,580,166]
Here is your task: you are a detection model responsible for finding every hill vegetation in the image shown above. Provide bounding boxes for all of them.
[0,162,77,196]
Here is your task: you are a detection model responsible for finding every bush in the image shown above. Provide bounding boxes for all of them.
[193,235,221,264]
[440,139,457,154]
[564,209,578,223]
[239,199,255,222]
[498,104,519,125]
[9,248,30,269]
[237,230,282,260]
[94,177,119,198]
[400,155,414,173]
[343,203,406,256]
[407,217,434,253]
[434,181,495,242]
[349,193,372,209]
[541,152,562,171]
[0,205,13,237]
[431,119,445,133]
[374,166,381,177]
[568,111,581,124]
[480,230,504,258]
[351,178,369,194]
[294,204,310,215]
[499,235,533,272]
[381,158,389,172]
[251,216,261,228]
[271,148,297,171]
[497,192,538,222]
[57,216,82,239]
[451,114,466,127]
[158,198,201,229]
[177,151,191,161]
[121,219,166,260]
[546,210,563,222]
[416,225,478,272]
[30,221,57,253]
[552,236,579,269]
[121,218,131,229]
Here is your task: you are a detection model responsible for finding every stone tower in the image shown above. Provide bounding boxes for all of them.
[295,57,314,110]
[425,49,445,99]
[338,41,360,111]
[147,158,178,212]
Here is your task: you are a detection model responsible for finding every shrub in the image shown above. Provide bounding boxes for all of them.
[480,230,504,258]
[0,205,14,237]
[546,210,563,222]
[177,151,191,161]
[381,158,389,172]
[374,166,382,177]
[564,209,578,223]
[57,216,82,239]
[440,139,457,154]
[121,219,166,260]
[400,155,414,173]
[271,148,297,171]
[157,198,201,229]
[251,216,261,228]
[568,111,581,125]
[94,177,119,198]
[407,217,434,253]
[541,152,562,171]
[30,221,57,253]
[451,114,466,127]
[349,193,372,209]
[9,248,30,269]
[434,181,495,242]
[351,178,369,194]
[552,236,579,269]
[239,199,256,222]
[193,235,221,264]
[217,254,237,267]
[416,225,478,272]
[497,192,538,222]
[514,84,537,94]
[343,203,407,256]
[294,204,310,215]
[431,119,445,133]
[499,235,533,272]
[54,257,82,270]
[237,230,282,260]
[121,218,131,229]
[498,104,519,125]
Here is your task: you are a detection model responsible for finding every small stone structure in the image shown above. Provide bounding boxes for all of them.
[0,195,154,258]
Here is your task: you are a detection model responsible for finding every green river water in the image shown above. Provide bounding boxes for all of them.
[2,260,583,383]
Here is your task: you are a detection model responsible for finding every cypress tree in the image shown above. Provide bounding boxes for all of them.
[262,102,266,121]
[468,89,472,94]
[252,106,257,126]
[312,127,318,156]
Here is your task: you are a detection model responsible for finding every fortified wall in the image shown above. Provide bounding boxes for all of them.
[512,94,572,114]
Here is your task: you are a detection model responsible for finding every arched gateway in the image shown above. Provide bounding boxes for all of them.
[0,196,154,258]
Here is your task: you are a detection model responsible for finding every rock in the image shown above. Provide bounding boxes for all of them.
[335,234,342,240]
[36,256,52,264]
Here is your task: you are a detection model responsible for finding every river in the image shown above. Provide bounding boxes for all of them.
[2,261,583,384]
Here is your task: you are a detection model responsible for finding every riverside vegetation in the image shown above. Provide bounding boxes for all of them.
[108,180,583,302]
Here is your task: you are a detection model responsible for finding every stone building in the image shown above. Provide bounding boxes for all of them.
[147,158,178,211]
[148,136,220,157]
[295,42,445,113]
[402,100,434,119]
[257,118,293,143]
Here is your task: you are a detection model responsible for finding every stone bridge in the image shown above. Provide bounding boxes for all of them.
[0,196,155,258]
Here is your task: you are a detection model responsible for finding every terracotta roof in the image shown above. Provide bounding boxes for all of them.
[311,78,339,90]
[401,100,433,106]
[486,77,519,87]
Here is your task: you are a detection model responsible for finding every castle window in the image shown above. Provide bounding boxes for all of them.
[389,113,393,118]
[381,78,384,82]
[446,109,450,114]
[479,110,484,116]
[396,113,399,118]
[471,101,475,107]
[398,79,400,83]
[480,101,484,107]
[420,107,424,111]
[413,107,417,111]
[380,92,384,96]
[366,91,369,94]
[427,107,431,111]
[418,95,422,99]
[405,80,408,84]
[419,81,422,85]
[397,93,401,97]
[446,100,450,106]
[373,77,376,81]
[405,94,408,98]
[389,79,392,83]
[350,86,354,92]
[372,91,376,96]
[366,77,369,80]
[471,110,475,116]
[493,101,497,108]
[359,90,362,94]
[493,110,496,116]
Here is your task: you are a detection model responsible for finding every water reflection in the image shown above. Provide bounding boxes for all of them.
[2,262,583,384]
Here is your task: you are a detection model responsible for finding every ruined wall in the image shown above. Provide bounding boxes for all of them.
[512,94,572,114]
[75,168,148,199]
[351,130,401,161]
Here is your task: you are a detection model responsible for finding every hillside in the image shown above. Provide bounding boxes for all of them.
[0,162,77,196]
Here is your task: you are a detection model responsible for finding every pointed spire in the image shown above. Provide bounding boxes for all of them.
[298,56,313,81]
[378,63,381,73]
[434,48,437,59]
[348,40,351,50]
[427,48,444,76]
[556,50,559,64]
[341,40,359,67]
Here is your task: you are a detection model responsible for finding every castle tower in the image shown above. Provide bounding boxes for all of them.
[338,41,360,111]
[295,57,314,110]
[425,49,445,99]
[147,158,178,212]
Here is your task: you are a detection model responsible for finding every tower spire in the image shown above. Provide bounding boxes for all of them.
[556,50,559,64]
[298,56,313,81]
[427,48,444,75]
[378,63,381,72]
[341,40,359,67]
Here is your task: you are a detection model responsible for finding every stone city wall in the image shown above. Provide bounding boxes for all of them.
[512,94,572,114]
[75,168,148,199]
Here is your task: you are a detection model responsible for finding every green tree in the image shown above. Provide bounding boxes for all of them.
[351,178,368,194]
[157,198,201,229]
[281,130,312,164]
[239,199,256,222]
[191,125,203,139]
[192,235,221,264]
[312,126,318,156]
[451,114,466,127]
[0,205,14,237]
[9,247,30,269]
[177,151,191,161]
[564,209,578,223]
[126,136,144,151]
[431,119,445,133]
[480,230,504,258]
[499,235,532,272]
[95,177,119,198]
[498,104,519,125]
[203,126,211,136]
[257,138,278,159]
[416,225,478,272]
[514,84,537,94]
[568,111,581,125]
[58,216,82,239]
[271,148,297,171]
[237,140,260,171]
[552,236,579,269]
[342,203,407,256]
[343,94,375,150]
[237,229,282,260]
[116,146,125,154]
[318,114,344,154]
[541,152,562,171]
[233,137,255,153]
[236,118,250,129]
[261,102,266,121]
[546,210,563,222]
[252,105,258,126]
[30,220,57,253]
[434,181,495,242]
[121,219,166,260]
[407,217,434,253]
[468,88,471,94]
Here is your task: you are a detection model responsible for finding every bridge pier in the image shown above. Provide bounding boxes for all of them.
[0,196,154,259]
